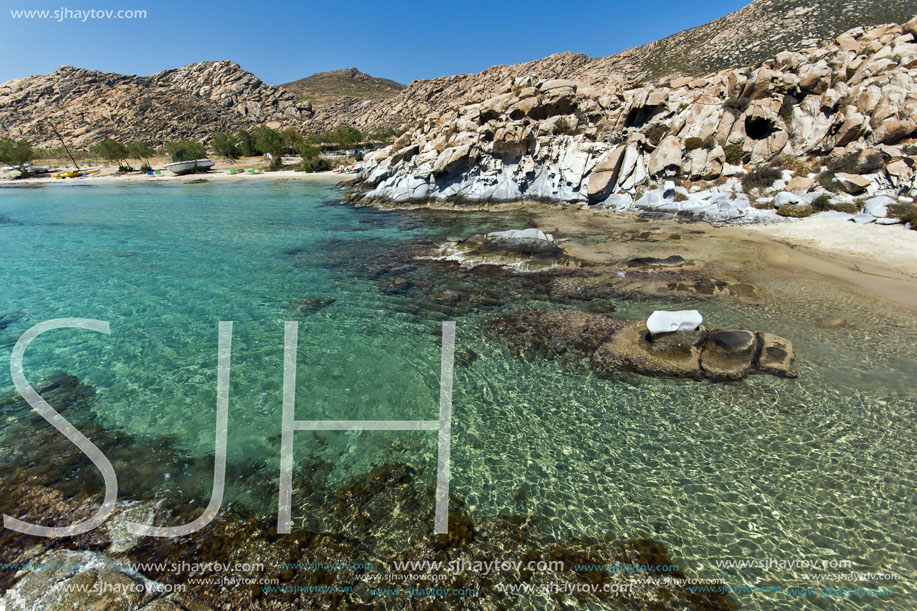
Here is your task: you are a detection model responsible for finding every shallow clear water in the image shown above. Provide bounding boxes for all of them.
[0,184,914,609]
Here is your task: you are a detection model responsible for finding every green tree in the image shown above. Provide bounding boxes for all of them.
[0,138,33,175]
[94,138,131,170]
[331,125,363,147]
[281,128,304,155]
[296,142,327,172]
[165,140,206,162]
[212,132,239,160]
[127,142,154,170]
[235,129,257,157]
[254,125,284,158]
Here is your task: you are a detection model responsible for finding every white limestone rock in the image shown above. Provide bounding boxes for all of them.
[647,310,704,336]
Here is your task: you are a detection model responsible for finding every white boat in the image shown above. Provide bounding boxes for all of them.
[26,165,51,174]
[163,159,214,175]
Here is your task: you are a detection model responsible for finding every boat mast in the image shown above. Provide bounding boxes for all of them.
[46,120,80,170]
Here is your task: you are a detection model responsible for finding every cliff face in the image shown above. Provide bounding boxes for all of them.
[0,61,313,148]
[350,18,917,221]
[308,0,917,131]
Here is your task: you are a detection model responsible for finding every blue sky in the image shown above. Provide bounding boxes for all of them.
[0,0,748,85]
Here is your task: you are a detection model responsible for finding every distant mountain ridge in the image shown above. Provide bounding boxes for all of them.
[279,68,405,105]
[0,61,313,148]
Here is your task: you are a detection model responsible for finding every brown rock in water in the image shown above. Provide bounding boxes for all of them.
[757,331,798,377]
[490,309,623,358]
[815,316,846,328]
[592,321,706,378]
[700,329,758,380]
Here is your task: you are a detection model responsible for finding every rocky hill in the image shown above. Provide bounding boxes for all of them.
[309,0,917,131]
[0,61,313,148]
[596,0,917,83]
[279,68,405,105]
[1,0,915,149]
[350,18,917,225]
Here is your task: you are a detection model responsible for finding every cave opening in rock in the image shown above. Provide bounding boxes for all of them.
[744,116,776,140]
[624,104,665,128]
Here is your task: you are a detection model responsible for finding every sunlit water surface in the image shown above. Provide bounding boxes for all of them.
[0,183,914,609]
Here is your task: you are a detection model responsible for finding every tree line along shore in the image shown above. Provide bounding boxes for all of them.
[0,123,403,177]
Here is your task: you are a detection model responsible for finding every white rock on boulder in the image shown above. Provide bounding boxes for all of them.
[647,310,704,336]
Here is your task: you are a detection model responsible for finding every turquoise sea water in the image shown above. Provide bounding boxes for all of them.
[0,183,915,609]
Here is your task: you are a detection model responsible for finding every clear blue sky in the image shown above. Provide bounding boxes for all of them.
[0,0,749,85]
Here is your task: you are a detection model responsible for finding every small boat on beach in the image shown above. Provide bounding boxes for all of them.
[163,159,214,175]
[26,165,51,174]
[53,168,100,179]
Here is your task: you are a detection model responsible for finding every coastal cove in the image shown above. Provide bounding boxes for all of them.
[0,183,914,609]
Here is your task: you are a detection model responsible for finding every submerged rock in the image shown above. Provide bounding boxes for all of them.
[627,254,687,267]
[288,297,336,316]
[488,309,623,359]
[594,320,705,378]
[700,329,758,380]
[490,309,796,382]
[757,331,798,377]
[481,228,561,255]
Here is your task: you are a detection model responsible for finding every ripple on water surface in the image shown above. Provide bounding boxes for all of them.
[0,184,914,609]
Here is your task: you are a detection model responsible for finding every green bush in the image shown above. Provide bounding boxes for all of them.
[301,156,332,173]
[127,142,154,166]
[94,138,130,169]
[0,137,33,173]
[255,126,285,158]
[825,151,883,175]
[644,124,668,146]
[817,171,840,192]
[724,97,750,115]
[724,144,745,165]
[236,129,257,157]
[281,128,304,154]
[810,194,832,211]
[684,137,703,152]
[554,118,577,135]
[778,95,798,125]
[742,165,783,191]
[888,203,917,229]
[830,201,858,214]
[777,204,815,218]
[684,135,716,152]
[165,140,206,162]
[305,125,365,149]
[212,132,239,159]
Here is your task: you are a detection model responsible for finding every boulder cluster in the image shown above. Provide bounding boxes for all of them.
[490,309,796,382]
[0,61,314,148]
[352,19,917,225]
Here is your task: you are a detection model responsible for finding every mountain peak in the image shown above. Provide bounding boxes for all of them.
[279,68,405,106]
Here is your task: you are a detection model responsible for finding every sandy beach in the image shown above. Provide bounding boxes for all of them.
[727,217,917,310]
[0,158,357,187]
